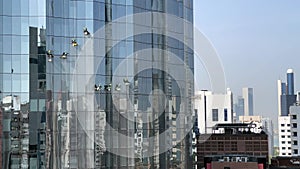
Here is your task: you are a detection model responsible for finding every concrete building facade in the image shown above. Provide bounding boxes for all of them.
[289,105,300,156]
[194,89,233,134]
[278,116,292,156]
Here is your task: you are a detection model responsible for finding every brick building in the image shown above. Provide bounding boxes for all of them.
[196,123,269,168]
[204,155,267,169]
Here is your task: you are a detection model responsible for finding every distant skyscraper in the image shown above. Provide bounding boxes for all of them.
[278,69,297,157]
[242,88,254,116]
[234,96,244,121]
[287,69,295,95]
[278,69,297,116]
[278,80,286,116]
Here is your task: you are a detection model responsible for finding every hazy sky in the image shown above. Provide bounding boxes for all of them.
[193,0,300,132]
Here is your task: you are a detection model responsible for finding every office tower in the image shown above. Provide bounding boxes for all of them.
[45,1,194,168]
[278,69,297,157]
[1,0,194,168]
[242,87,254,116]
[287,69,294,95]
[278,80,287,116]
[234,96,244,121]
[278,69,297,116]
[0,0,46,167]
[195,89,233,134]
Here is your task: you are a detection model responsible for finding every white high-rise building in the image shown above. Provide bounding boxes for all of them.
[278,116,292,156]
[194,89,233,134]
[290,105,300,156]
[277,69,297,157]
[242,88,254,116]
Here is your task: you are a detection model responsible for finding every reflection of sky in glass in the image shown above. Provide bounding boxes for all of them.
[1,0,46,103]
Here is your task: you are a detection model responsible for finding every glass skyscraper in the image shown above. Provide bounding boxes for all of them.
[1,0,194,168]
[0,0,47,168]
[287,69,294,95]
[278,69,296,116]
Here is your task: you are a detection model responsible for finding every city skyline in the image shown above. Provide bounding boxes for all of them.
[194,1,300,132]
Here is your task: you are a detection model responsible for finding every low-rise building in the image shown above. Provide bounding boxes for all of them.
[270,156,300,169]
[204,155,267,169]
[196,123,269,168]
[239,115,274,158]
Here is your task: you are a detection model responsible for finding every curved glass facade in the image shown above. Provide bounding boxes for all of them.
[1,0,194,168]
[0,0,47,168]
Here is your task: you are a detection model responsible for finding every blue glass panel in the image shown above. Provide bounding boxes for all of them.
[21,74,29,93]
[12,36,21,54]
[11,55,21,74]
[12,74,21,92]
[3,16,12,35]
[3,0,12,16]
[3,74,12,92]
[20,0,29,16]
[20,55,29,74]
[29,0,38,16]
[3,36,12,54]
[3,55,12,73]
[12,0,21,16]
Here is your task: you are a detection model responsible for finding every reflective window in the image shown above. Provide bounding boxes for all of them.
[30,99,38,111]
[12,74,21,92]
[3,55,12,73]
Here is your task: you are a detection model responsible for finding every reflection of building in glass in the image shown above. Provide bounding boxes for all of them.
[0,0,47,167]
[29,26,47,168]
[45,1,194,169]
[1,0,194,168]
[1,95,29,168]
